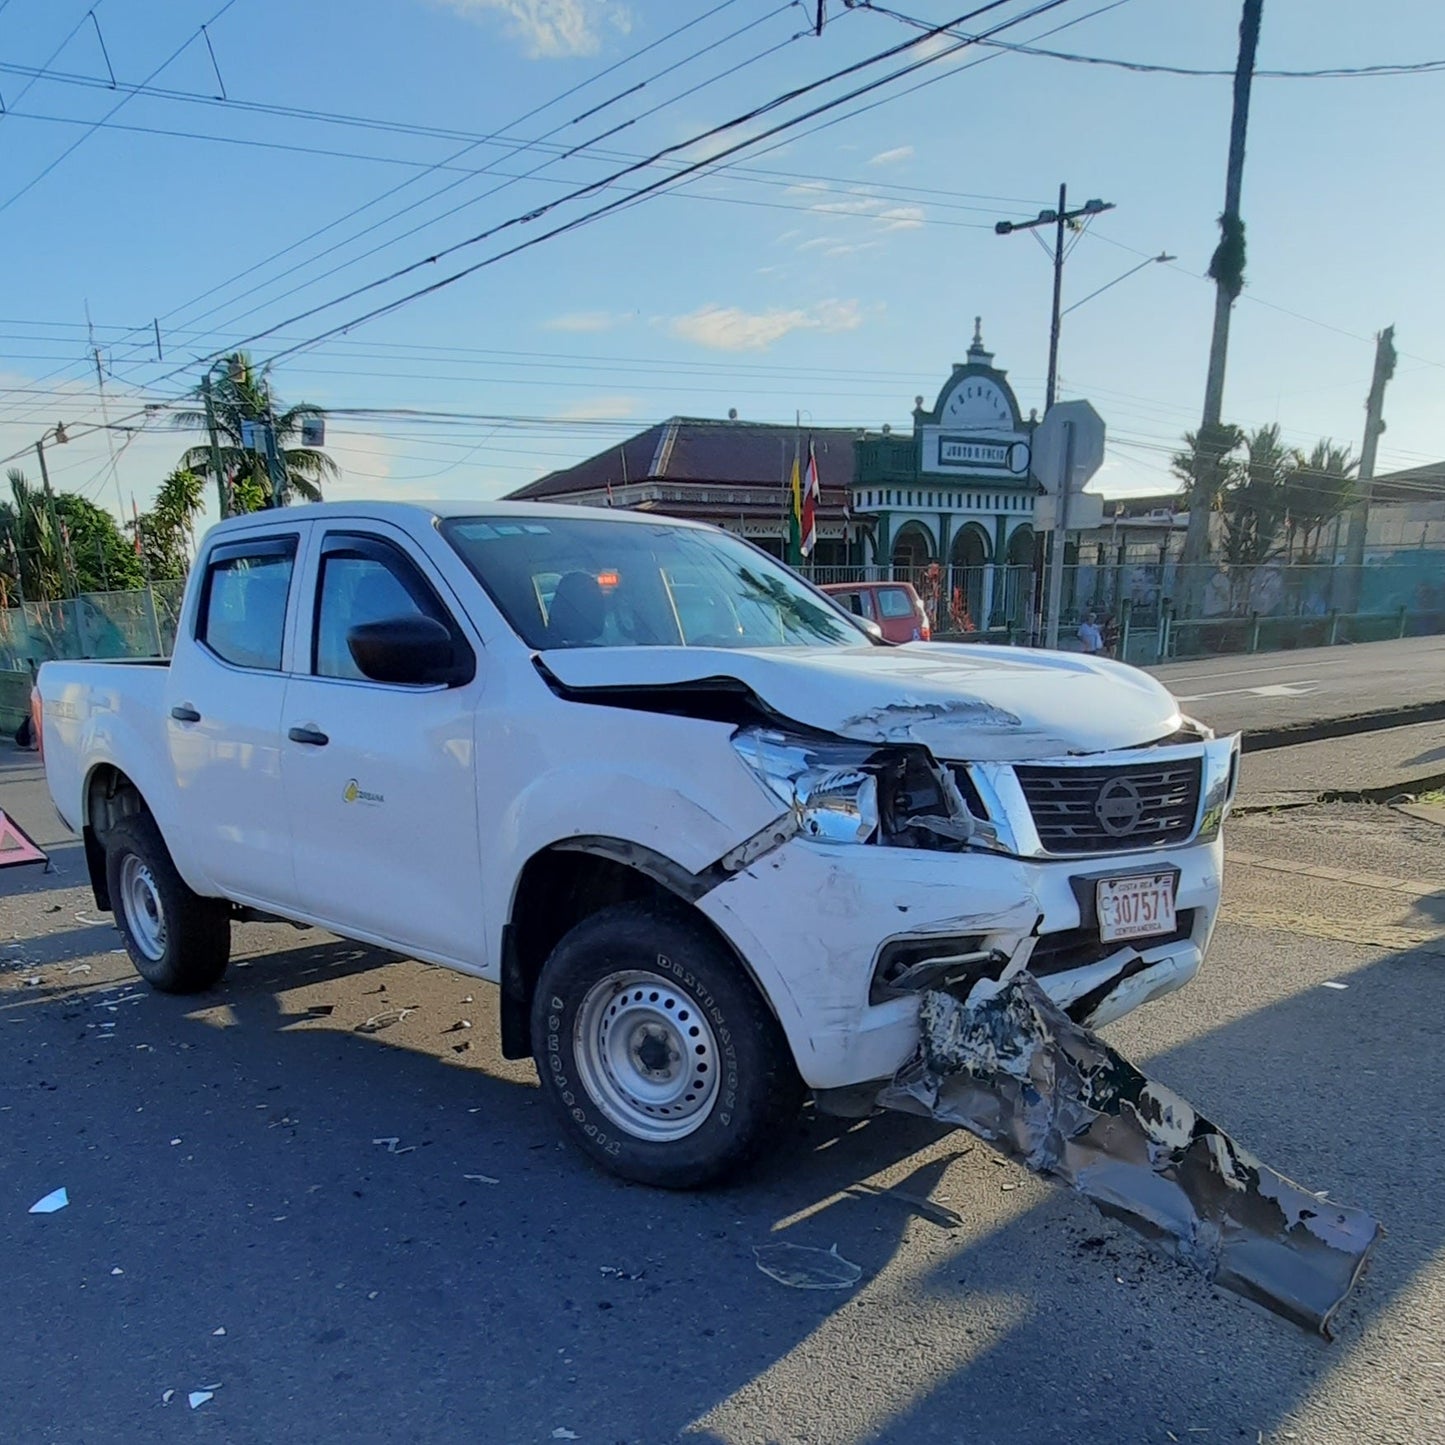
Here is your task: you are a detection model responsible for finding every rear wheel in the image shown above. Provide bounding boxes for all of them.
[105,814,230,994]
[531,902,803,1188]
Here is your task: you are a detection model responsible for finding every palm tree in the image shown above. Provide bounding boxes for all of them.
[0,467,63,601]
[172,353,336,512]
[1216,425,1291,612]
[1285,440,1357,562]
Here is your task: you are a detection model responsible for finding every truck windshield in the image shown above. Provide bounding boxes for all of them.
[443,516,866,651]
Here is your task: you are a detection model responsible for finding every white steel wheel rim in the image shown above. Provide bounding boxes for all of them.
[120,854,167,962]
[573,969,721,1143]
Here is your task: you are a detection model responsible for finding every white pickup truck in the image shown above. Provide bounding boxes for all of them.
[35,501,1238,1187]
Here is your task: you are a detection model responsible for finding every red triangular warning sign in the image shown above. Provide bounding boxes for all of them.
[0,809,48,870]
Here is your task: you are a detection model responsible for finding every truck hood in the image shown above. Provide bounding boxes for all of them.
[537,642,1183,762]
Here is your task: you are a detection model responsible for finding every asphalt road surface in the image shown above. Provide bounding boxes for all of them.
[1147,634,1445,739]
[3,743,1443,1444]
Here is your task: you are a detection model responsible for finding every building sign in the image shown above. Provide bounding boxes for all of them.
[935,436,1031,473]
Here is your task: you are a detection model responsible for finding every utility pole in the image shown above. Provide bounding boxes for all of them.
[1340,325,1397,613]
[34,430,78,599]
[995,185,1115,640]
[202,374,229,519]
[1178,0,1264,615]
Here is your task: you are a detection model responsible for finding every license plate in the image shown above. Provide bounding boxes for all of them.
[1096,873,1177,944]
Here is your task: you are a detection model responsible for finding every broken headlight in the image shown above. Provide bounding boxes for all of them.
[731,728,980,848]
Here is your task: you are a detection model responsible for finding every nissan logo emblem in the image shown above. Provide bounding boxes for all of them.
[1095,777,1144,836]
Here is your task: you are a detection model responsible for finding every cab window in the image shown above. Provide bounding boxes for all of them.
[196,536,298,671]
[312,535,461,682]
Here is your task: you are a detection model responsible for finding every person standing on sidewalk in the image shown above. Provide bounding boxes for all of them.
[1077,611,1104,655]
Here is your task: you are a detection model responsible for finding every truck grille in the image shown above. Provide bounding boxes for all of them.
[1014,758,1203,855]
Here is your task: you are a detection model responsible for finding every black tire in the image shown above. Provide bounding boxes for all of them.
[530,902,803,1189]
[104,813,231,994]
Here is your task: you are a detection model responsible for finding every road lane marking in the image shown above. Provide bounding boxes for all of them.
[1176,681,1320,702]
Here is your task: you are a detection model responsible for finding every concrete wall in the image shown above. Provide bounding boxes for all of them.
[0,669,32,733]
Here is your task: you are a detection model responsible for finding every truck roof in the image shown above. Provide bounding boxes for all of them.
[205,498,713,535]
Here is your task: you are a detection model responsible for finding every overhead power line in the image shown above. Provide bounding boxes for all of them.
[852,2,1445,78]
[0,0,241,217]
[237,0,1080,372]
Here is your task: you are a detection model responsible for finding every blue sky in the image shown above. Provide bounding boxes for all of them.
[0,0,1442,528]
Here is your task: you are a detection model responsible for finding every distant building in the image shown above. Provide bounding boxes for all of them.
[850,321,1038,626]
[505,417,861,566]
[507,320,1045,629]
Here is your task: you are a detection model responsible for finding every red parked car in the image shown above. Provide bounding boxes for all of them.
[821,581,931,644]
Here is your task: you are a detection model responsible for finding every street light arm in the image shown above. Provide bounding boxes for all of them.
[1060,253,1175,317]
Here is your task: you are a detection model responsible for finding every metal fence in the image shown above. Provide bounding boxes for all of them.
[0,581,187,672]
[804,554,1445,659]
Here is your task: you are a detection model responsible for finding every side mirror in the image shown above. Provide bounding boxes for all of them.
[859,617,885,643]
[347,616,469,686]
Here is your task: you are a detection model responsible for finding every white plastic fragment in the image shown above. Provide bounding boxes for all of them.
[162,1390,175,1405]
[29,1187,68,1214]
[212,1327,226,1336]
[188,1391,213,1410]
[463,1174,499,1185]
[372,1137,415,1155]
[1320,980,1349,990]
[552,1431,579,1440]
[111,1267,123,1276]
[753,1242,861,1290]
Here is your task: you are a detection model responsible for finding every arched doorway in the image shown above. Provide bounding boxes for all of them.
[999,524,1035,627]
[890,521,935,578]
[948,524,990,631]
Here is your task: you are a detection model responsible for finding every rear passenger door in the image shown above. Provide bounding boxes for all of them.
[166,527,307,908]
[281,525,485,966]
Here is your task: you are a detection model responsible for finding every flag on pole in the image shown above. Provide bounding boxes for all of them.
[786,443,802,565]
[799,437,819,558]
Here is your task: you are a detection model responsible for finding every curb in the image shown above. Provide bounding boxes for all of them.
[1241,699,1445,754]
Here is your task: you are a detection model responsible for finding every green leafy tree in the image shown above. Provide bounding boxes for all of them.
[55,494,146,593]
[172,353,335,512]
[128,467,209,580]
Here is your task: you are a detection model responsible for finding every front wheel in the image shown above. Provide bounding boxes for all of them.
[530,902,803,1188]
[105,814,231,994]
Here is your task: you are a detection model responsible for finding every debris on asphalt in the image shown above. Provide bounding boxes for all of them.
[551,1430,579,1440]
[67,963,91,975]
[111,1267,123,1275]
[463,1174,499,1184]
[187,1391,213,1410]
[451,1042,470,1054]
[880,972,1382,1337]
[28,1187,68,1214]
[598,1265,644,1280]
[356,1006,417,1034]
[1321,981,1350,990]
[24,975,40,986]
[753,1242,862,1291]
[846,1182,963,1229]
[161,1389,175,1405]
[212,1327,226,1336]
[74,913,109,926]
[372,1137,415,1155]
[443,1020,471,1033]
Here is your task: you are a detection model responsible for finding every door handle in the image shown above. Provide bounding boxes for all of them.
[288,725,329,747]
[170,704,201,724]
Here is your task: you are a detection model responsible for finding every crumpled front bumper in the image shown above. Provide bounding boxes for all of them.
[696,830,1222,1092]
[880,971,1381,1336]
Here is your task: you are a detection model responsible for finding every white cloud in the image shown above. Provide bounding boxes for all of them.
[542,309,631,333]
[435,0,631,58]
[823,241,882,259]
[877,204,926,232]
[550,395,637,422]
[809,197,881,216]
[667,299,867,353]
[868,145,914,167]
